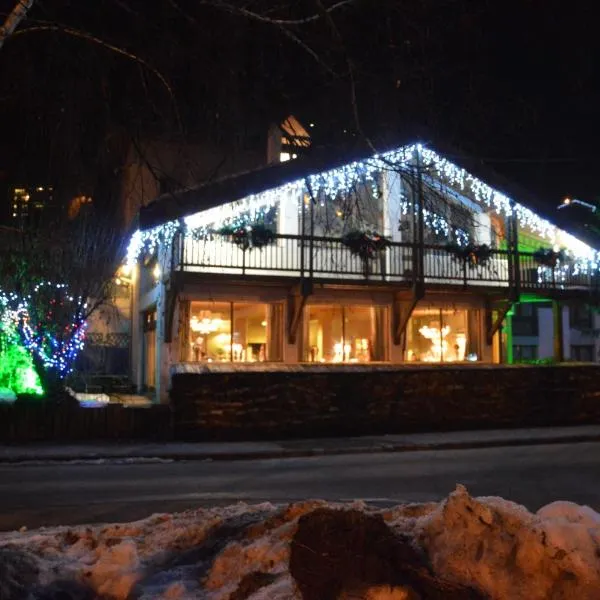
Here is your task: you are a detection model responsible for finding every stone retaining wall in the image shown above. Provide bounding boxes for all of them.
[170,364,600,440]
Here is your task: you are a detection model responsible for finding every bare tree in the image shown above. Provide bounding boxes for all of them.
[0,207,126,398]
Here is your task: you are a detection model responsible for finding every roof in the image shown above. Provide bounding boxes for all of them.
[138,135,600,249]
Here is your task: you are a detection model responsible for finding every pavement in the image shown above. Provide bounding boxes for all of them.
[1,424,600,463]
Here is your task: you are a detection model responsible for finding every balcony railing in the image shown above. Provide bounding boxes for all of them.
[171,232,599,293]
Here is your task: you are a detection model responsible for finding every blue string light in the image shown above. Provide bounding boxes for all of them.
[0,282,87,379]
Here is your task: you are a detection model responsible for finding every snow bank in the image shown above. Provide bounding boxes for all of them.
[0,487,599,599]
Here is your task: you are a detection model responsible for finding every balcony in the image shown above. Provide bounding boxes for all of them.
[171,233,599,294]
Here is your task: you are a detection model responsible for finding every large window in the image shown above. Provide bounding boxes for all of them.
[513,344,538,362]
[303,304,387,362]
[406,308,479,362]
[569,305,593,330]
[571,345,595,362]
[300,184,384,238]
[187,301,282,362]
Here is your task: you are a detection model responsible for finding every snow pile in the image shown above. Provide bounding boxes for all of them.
[0,486,599,599]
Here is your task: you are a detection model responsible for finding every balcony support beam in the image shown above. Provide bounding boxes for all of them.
[287,279,313,345]
[486,299,513,346]
[393,285,423,346]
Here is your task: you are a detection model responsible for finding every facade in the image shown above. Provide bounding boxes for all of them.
[125,143,600,402]
[508,301,599,363]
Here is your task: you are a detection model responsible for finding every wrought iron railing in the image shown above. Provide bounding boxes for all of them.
[171,232,599,292]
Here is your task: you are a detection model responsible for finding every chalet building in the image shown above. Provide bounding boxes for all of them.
[125,141,600,401]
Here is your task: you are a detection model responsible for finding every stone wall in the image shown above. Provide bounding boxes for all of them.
[170,364,600,440]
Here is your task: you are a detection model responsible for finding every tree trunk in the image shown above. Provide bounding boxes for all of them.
[30,354,71,404]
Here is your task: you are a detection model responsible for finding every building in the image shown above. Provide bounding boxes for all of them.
[125,141,600,402]
[508,301,599,363]
[8,185,55,229]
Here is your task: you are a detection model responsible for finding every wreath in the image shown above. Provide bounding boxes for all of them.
[446,243,492,268]
[217,223,275,251]
[341,230,390,261]
[533,248,566,269]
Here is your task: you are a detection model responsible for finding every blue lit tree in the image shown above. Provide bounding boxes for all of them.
[0,207,125,399]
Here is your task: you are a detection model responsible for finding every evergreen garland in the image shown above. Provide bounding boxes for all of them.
[446,243,492,267]
[533,248,566,268]
[218,222,275,250]
[341,230,390,260]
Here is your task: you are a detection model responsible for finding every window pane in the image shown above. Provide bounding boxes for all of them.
[188,302,278,363]
[406,309,443,362]
[344,305,377,362]
[441,309,469,362]
[305,305,343,362]
[406,308,475,362]
[189,302,231,362]
[233,303,269,362]
[303,304,384,363]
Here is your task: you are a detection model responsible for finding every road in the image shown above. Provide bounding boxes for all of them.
[1,441,599,531]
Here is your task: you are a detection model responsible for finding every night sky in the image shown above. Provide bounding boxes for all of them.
[0,0,598,218]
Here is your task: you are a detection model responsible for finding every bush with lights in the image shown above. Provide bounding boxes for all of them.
[0,283,87,399]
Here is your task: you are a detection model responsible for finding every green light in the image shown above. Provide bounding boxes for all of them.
[0,321,44,396]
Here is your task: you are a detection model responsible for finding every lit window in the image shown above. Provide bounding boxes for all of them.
[188,302,282,362]
[280,152,291,162]
[406,308,479,362]
[303,304,387,362]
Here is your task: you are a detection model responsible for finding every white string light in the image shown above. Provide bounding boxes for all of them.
[126,143,599,275]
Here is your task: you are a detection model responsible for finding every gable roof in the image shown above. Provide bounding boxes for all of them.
[137,137,599,250]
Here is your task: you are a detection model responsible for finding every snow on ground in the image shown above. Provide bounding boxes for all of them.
[1,485,600,599]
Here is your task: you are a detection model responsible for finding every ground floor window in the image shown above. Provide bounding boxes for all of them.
[570,344,595,362]
[513,344,538,362]
[303,304,387,362]
[187,301,282,362]
[406,307,479,362]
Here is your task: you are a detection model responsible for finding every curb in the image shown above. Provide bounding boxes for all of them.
[1,433,600,464]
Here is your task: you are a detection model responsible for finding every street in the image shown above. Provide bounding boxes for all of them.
[1,441,599,531]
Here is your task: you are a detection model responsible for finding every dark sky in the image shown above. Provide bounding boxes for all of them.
[0,0,598,214]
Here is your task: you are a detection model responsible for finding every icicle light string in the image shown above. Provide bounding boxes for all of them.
[126,144,600,274]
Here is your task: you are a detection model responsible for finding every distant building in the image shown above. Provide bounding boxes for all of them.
[8,185,55,229]
[119,115,311,228]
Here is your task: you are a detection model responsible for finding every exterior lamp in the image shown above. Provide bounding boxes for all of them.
[558,197,597,213]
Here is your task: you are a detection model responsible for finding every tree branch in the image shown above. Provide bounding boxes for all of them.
[0,0,34,50]
[11,24,182,130]
[210,0,354,26]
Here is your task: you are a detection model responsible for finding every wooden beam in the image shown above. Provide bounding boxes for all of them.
[486,300,513,346]
[163,277,180,343]
[392,286,422,346]
[287,281,312,344]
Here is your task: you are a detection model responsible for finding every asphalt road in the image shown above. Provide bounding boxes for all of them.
[1,441,599,531]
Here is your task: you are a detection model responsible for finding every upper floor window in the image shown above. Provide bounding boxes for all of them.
[301,183,383,237]
[512,302,541,336]
[569,304,594,330]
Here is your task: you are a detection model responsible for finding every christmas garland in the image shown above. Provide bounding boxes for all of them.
[341,230,390,261]
[217,223,275,251]
[446,243,492,268]
[533,248,566,269]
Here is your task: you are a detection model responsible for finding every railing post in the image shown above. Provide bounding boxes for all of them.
[414,147,425,296]
[507,200,520,300]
